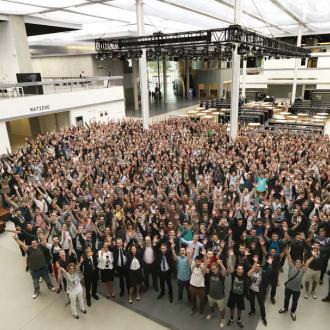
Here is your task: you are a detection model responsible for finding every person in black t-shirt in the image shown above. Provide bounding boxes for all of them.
[226,249,247,329]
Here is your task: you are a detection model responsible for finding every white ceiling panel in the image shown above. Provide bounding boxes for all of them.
[9,0,86,8]
[0,1,45,15]
[0,0,329,49]
[71,3,137,23]
[32,11,106,24]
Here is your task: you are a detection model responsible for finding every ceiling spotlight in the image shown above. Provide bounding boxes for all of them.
[133,50,143,59]
[154,48,162,58]
[214,47,222,57]
[176,48,185,58]
[166,48,175,57]
[146,49,154,60]
[224,43,233,53]
[201,46,209,56]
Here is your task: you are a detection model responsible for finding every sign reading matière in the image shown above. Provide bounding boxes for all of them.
[30,105,50,112]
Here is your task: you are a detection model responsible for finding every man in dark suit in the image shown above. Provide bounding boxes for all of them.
[113,237,128,297]
[80,247,99,306]
[156,243,173,303]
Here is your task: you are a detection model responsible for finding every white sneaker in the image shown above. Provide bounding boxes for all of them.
[304,291,309,299]
[206,314,214,320]
[32,290,40,299]
[220,320,225,328]
[311,291,317,299]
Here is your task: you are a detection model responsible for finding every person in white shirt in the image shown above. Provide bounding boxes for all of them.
[187,247,206,316]
[98,242,115,299]
[142,236,157,291]
[59,263,86,319]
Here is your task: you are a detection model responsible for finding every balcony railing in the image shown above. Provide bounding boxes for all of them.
[0,76,123,99]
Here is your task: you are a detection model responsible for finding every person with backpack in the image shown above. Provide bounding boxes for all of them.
[278,247,317,321]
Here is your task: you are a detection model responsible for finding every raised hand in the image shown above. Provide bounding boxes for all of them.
[220,240,226,249]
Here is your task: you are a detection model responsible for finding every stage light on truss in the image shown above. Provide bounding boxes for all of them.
[224,43,234,53]
[108,52,116,59]
[201,46,209,57]
[176,48,185,58]
[213,47,222,57]
[166,48,175,57]
[133,50,143,59]
[146,49,154,60]
[237,44,248,55]
[155,49,162,58]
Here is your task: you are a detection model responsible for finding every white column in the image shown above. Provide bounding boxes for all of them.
[0,121,11,154]
[162,58,167,99]
[136,0,150,129]
[291,25,302,104]
[241,58,247,100]
[0,16,32,82]
[230,0,242,140]
[217,60,222,98]
[132,60,139,111]
[186,59,190,98]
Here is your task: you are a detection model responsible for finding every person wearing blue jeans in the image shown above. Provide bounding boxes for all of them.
[170,240,191,303]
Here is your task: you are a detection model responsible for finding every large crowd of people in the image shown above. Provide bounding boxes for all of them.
[1,119,330,327]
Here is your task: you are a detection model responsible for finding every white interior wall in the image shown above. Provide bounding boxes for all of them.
[31,55,95,78]
[38,113,57,134]
[69,101,125,126]
[9,118,31,136]
[55,112,70,128]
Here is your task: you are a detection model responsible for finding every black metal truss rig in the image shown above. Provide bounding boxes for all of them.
[95,25,310,60]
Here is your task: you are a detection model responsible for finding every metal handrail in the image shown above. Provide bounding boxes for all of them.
[0,76,123,89]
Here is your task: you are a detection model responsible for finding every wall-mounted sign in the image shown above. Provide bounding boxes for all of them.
[30,105,50,112]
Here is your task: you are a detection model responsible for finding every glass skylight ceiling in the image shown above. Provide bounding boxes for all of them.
[1,0,330,46]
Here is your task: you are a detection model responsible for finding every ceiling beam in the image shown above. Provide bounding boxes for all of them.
[158,0,232,25]
[269,0,314,32]
[24,16,82,30]
[214,0,290,35]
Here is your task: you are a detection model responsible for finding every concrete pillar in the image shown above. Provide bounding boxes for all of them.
[229,0,242,140]
[163,58,167,99]
[132,60,139,111]
[217,60,223,98]
[0,16,32,82]
[291,25,302,104]
[136,0,150,129]
[241,59,247,100]
[0,121,11,154]
[186,59,190,98]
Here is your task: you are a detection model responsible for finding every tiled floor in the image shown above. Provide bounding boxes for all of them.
[126,95,198,118]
